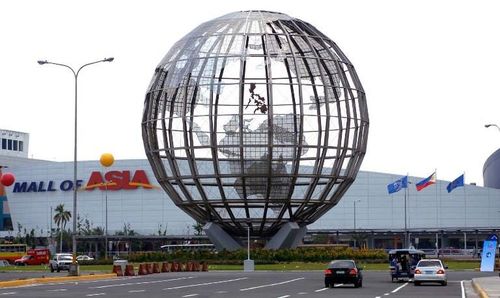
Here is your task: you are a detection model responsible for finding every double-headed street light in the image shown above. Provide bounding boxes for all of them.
[38,58,114,275]
[485,124,500,132]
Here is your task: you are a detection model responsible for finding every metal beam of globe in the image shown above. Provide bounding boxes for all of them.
[38,58,114,272]
[485,124,500,132]
[142,11,369,250]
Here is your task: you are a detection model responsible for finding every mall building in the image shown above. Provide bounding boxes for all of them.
[1,128,500,250]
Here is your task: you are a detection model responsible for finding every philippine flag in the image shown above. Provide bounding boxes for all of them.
[416,172,436,191]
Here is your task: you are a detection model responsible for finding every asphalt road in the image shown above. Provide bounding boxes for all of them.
[0,270,496,298]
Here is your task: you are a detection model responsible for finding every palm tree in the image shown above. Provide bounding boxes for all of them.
[53,204,71,253]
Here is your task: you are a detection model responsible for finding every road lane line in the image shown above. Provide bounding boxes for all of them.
[163,277,248,290]
[0,293,16,296]
[460,280,466,298]
[47,289,67,292]
[128,290,145,293]
[391,282,408,293]
[91,276,193,289]
[215,291,227,294]
[384,293,390,296]
[182,294,199,297]
[314,288,328,292]
[240,277,305,291]
[86,294,106,297]
[297,292,308,295]
[277,295,290,298]
[334,284,344,287]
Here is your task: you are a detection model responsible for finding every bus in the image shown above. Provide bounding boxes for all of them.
[0,244,27,264]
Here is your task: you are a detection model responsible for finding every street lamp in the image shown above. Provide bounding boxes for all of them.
[485,124,500,132]
[38,58,114,275]
[353,200,361,248]
[100,153,114,260]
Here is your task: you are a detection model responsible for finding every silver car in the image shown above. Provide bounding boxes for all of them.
[413,259,448,286]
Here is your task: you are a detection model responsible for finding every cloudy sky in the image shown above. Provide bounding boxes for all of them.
[1,0,499,186]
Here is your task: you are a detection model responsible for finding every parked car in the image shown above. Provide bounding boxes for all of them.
[0,260,11,267]
[324,260,363,288]
[76,255,94,262]
[14,248,50,266]
[414,259,448,286]
[49,253,73,272]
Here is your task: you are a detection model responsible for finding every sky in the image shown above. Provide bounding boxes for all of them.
[1,0,499,186]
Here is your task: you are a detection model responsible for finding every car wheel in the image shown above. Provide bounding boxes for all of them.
[358,280,363,288]
[57,267,60,272]
[441,281,447,286]
[50,265,55,273]
[414,281,420,286]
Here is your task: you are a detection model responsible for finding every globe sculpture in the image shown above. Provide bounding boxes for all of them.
[142,10,369,250]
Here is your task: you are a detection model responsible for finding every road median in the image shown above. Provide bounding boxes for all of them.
[0,273,117,288]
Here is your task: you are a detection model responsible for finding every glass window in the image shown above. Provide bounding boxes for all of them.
[1,139,5,150]
[13,140,18,151]
[7,139,12,150]
[19,141,23,152]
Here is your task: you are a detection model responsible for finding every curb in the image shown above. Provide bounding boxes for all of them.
[0,273,117,288]
[472,278,489,298]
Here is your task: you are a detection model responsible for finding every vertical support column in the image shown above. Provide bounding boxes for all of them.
[203,222,242,251]
[265,222,307,249]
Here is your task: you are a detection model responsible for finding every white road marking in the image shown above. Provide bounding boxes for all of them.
[297,292,308,295]
[460,280,466,298]
[182,294,199,297]
[215,291,227,294]
[240,277,305,292]
[384,293,390,296]
[391,282,408,293]
[334,284,344,287]
[163,277,248,290]
[128,290,145,293]
[47,289,67,292]
[0,293,17,296]
[86,294,106,297]
[276,295,290,298]
[315,288,328,292]
[91,276,193,289]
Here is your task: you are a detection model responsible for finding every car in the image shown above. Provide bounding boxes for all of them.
[324,260,363,288]
[0,260,10,267]
[413,259,448,286]
[49,253,73,272]
[76,255,94,261]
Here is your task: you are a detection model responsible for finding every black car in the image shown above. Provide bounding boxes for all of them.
[324,260,363,288]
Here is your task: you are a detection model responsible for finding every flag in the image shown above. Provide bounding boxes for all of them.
[416,172,436,191]
[447,174,464,193]
[387,176,408,194]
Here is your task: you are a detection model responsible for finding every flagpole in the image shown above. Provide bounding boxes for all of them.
[404,182,408,248]
[463,172,467,229]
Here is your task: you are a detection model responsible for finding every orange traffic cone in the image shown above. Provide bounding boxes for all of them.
[125,264,135,276]
[153,263,161,273]
[161,262,170,272]
[112,265,123,276]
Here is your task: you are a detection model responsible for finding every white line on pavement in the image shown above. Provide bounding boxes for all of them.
[391,282,408,293]
[276,295,290,298]
[128,290,145,293]
[314,288,328,292]
[297,292,308,295]
[240,277,305,292]
[86,294,106,297]
[384,293,390,296]
[460,280,466,298]
[215,291,227,294]
[47,289,67,292]
[0,293,17,296]
[163,277,248,290]
[182,294,199,297]
[91,276,193,289]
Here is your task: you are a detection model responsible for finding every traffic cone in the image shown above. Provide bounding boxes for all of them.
[112,265,123,276]
[186,261,193,272]
[161,262,170,272]
[153,263,161,273]
[193,261,200,272]
[138,263,148,275]
[201,261,208,272]
[125,264,135,276]
[146,263,154,274]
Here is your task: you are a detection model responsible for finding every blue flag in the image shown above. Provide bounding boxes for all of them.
[446,174,464,193]
[387,176,408,194]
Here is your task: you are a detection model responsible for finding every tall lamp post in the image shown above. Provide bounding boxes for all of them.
[353,199,361,248]
[100,153,114,260]
[37,58,114,275]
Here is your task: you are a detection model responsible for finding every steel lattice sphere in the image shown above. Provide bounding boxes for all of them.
[142,11,369,238]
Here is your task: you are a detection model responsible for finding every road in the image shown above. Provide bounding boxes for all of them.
[0,270,495,297]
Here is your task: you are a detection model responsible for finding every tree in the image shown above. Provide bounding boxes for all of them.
[53,204,71,253]
[192,222,204,236]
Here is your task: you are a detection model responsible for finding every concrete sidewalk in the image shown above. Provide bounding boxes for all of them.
[472,276,500,298]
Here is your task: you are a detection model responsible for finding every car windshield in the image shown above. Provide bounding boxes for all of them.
[329,261,355,269]
[418,260,442,267]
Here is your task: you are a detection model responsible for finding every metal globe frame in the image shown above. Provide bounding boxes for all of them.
[142,11,369,246]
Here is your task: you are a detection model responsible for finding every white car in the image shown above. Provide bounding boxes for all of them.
[76,255,94,261]
[49,253,73,272]
[414,259,448,286]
